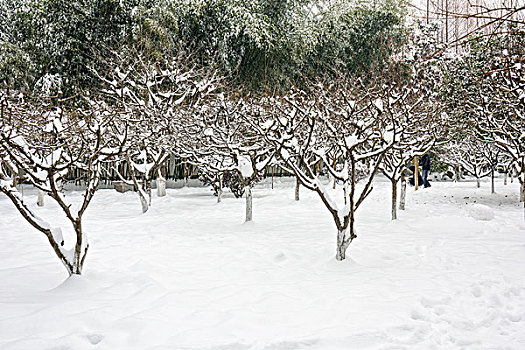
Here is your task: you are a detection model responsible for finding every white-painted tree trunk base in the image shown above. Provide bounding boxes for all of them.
[399,177,406,211]
[37,190,45,207]
[336,228,354,261]
[245,185,253,222]
[156,178,166,197]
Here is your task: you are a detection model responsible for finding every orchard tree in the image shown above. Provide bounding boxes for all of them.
[250,78,395,260]
[95,47,216,213]
[179,92,274,221]
[0,91,126,275]
[442,27,525,214]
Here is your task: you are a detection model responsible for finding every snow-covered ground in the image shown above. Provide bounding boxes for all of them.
[1,177,524,350]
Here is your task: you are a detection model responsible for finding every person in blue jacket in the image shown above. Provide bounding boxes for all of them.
[420,153,431,188]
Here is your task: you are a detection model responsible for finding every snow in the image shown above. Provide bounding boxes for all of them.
[203,127,214,136]
[262,119,274,130]
[50,227,64,245]
[43,118,64,133]
[469,203,495,221]
[373,98,384,112]
[1,177,525,349]
[237,156,253,178]
[345,135,358,148]
[383,131,394,143]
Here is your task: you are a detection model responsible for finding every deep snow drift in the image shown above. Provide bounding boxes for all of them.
[1,177,524,350]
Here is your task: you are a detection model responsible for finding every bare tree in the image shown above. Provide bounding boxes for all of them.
[378,82,439,219]
[442,28,524,217]
[0,91,125,275]
[179,93,274,221]
[249,78,394,260]
[94,47,216,213]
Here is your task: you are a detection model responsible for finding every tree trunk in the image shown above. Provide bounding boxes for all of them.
[245,184,253,222]
[336,229,347,261]
[138,190,149,213]
[504,168,508,185]
[399,175,406,211]
[391,179,398,220]
[0,184,87,276]
[414,156,419,190]
[295,177,300,201]
[520,178,525,203]
[183,164,189,187]
[70,221,87,275]
[271,166,274,190]
[156,177,166,197]
[520,173,525,221]
[335,223,356,261]
[491,170,495,194]
[217,174,223,203]
[333,158,337,189]
[476,177,480,188]
[146,179,152,205]
[37,189,45,207]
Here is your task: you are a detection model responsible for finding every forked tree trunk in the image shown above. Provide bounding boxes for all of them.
[336,229,348,260]
[391,179,398,220]
[0,185,88,275]
[295,177,300,201]
[245,184,253,222]
[335,219,356,261]
[71,220,88,275]
[37,189,45,207]
[335,189,357,261]
[399,174,406,211]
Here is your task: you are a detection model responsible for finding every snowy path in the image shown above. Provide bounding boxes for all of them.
[1,178,524,349]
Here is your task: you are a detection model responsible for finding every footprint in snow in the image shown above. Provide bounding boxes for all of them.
[471,285,482,298]
[410,309,427,321]
[273,252,287,263]
[87,334,104,345]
